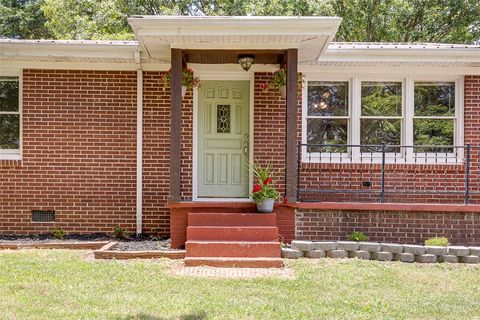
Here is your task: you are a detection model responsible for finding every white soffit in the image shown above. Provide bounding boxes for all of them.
[127,16,342,63]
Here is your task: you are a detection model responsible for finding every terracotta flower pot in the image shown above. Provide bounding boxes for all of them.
[279,86,286,99]
[256,199,275,213]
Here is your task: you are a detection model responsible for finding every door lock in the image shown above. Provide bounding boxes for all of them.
[243,134,249,157]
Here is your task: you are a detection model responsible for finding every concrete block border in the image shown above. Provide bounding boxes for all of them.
[286,240,480,264]
[93,242,186,260]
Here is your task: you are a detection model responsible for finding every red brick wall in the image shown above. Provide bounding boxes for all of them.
[253,73,287,193]
[296,208,480,246]
[0,70,137,234]
[141,72,193,235]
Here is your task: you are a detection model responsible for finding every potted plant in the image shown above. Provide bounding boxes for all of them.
[160,67,200,98]
[259,67,303,98]
[250,162,281,213]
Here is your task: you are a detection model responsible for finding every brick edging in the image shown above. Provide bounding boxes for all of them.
[0,241,110,250]
[93,241,186,260]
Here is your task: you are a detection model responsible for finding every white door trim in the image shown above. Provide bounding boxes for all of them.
[192,69,254,201]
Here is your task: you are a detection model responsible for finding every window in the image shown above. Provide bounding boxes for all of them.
[302,76,462,163]
[413,82,455,152]
[360,82,402,152]
[0,77,20,158]
[306,81,349,152]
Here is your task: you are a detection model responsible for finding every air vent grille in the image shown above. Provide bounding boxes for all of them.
[32,210,55,222]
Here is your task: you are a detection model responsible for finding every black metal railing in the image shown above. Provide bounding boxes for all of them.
[297,144,480,204]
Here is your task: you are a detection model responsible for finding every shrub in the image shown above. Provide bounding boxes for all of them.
[113,225,127,239]
[425,237,449,247]
[52,226,65,240]
[347,231,369,242]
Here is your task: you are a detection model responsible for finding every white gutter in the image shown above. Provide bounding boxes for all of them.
[135,50,143,235]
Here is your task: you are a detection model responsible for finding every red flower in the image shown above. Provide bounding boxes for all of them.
[252,184,262,193]
[282,196,287,204]
[263,177,272,185]
[260,82,269,91]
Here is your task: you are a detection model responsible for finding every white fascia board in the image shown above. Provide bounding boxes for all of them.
[129,16,342,33]
[0,60,140,71]
[0,41,140,61]
[299,65,480,75]
[321,48,480,63]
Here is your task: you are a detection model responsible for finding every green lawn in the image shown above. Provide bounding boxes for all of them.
[1,250,479,320]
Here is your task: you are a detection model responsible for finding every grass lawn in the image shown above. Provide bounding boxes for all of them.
[1,250,479,319]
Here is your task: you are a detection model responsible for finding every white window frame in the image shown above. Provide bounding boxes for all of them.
[301,74,353,163]
[0,70,22,160]
[356,77,405,163]
[302,74,464,164]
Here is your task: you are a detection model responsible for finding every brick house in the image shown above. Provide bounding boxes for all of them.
[1,16,480,255]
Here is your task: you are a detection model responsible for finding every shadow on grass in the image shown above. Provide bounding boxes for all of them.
[117,311,207,320]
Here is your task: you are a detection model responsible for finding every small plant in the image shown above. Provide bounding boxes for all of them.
[52,226,65,239]
[160,68,200,90]
[150,226,165,241]
[425,237,449,247]
[250,161,281,203]
[113,225,127,239]
[259,67,303,93]
[347,231,369,242]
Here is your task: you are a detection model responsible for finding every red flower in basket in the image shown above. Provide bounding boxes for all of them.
[252,183,262,193]
[263,177,272,185]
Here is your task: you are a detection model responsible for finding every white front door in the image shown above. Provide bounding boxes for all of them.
[197,80,250,198]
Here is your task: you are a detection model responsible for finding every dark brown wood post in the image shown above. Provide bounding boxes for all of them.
[169,49,182,201]
[285,48,298,202]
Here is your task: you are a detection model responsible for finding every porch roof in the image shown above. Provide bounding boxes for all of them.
[127,16,342,63]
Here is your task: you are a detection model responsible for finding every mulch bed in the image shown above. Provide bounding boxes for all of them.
[0,233,111,243]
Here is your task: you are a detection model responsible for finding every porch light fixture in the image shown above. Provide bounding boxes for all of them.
[238,55,255,71]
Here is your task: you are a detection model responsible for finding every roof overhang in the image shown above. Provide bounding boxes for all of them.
[128,16,342,63]
[0,39,140,63]
[309,42,480,68]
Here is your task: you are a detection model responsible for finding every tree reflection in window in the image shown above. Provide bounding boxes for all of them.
[0,78,20,150]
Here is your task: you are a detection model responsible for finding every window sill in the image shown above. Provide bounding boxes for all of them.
[0,153,21,160]
[0,153,22,168]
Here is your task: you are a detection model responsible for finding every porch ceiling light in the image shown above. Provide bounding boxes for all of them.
[238,55,255,71]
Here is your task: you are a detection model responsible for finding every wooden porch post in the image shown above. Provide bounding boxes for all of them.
[169,49,182,201]
[285,48,298,202]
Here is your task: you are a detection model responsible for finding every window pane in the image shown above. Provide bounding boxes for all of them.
[361,82,402,116]
[414,119,453,148]
[0,114,20,149]
[361,119,401,152]
[414,82,455,116]
[307,118,348,152]
[216,105,230,133]
[0,78,19,112]
[308,81,348,116]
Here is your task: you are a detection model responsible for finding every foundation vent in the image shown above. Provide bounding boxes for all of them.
[32,210,55,222]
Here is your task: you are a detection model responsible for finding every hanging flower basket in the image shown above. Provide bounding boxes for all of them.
[259,67,302,99]
[160,68,200,98]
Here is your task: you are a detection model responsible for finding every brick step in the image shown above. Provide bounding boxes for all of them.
[184,257,283,268]
[188,212,276,227]
[187,226,279,242]
[185,241,281,258]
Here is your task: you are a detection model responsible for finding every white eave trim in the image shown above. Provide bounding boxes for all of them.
[320,47,480,64]
[0,39,141,63]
